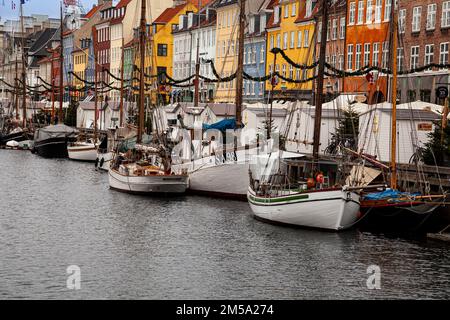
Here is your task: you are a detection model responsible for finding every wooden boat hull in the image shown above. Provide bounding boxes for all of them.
[0,131,30,146]
[67,143,97,162]
[33,137,73,158]
[248,187,361,231]
[359,200,444,233]
[172,149,252,200]
[108,168,189,194]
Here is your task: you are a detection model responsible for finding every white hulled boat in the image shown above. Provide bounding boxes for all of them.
[68,141,97,162]
[247,152,360,231]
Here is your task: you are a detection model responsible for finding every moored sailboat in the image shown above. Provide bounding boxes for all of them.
[247,0,361,231]
[108,0,189,195]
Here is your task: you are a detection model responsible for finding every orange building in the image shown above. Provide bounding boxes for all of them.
[344,0,393,104]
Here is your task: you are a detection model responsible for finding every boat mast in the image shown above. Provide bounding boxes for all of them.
[312,0,329,162]
[119,37,125,127]
[20,2,27,129]
[235,0,246,127]
[137,0,146,144]
[51,49,55,123]
[15,59,19,120]
[59,3,64,124]
[194,0,201,107]
[94,35,98,142]
[390,5,398,190]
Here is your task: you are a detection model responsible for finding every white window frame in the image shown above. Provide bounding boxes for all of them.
[426,4,437,31]
[347,44,354,70]
[364,43,371,66]
[304,30,309,47]
[290,31,295,49]
[373,42,380,67]
[349,2,356,25]
[410,46,420,69]
[399,9,406,34]
[424,44,434,69]
[440,42,449,66]
[384,0,392,22]
[357,1,364,24]
[355,44,362,70]
[366,0,373,24]
[297,30,303,48]
[442,1,450,28]
[375,0,382,23]
[412,7,422,33]
[340,17,345,39]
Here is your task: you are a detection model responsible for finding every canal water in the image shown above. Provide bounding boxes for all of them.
[0,151,449,299]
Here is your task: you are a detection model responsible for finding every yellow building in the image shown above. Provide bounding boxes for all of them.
[266,0,316,100]
[72,48,88,100]
[214,0,240,103]
[150,1,199,105]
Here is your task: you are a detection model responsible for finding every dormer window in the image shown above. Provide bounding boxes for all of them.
[274,6,280,24]
[306,0,312,18]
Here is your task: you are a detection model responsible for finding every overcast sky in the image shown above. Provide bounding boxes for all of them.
[1,0,99,20]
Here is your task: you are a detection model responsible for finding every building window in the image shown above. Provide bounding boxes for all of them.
[426,4,437,30]
[326,20,331,41]
[306,0,313,17]
[443,1,450,28]
[281,64,286,83]
[440,42,449,65]
[375,0,382,23]
[157,44,167,56]
[355,44,362,70]
[276,34,281,48]
[357,1,364,24]
[317,22,322,43]
[420,90,431,102]
[338,54,344,70]
[297,30,302,48]
[412,7,422,33]
[304,30,309,47]
[347,44,354,70]
[289,65,294,79]
[364,43,371,66]
[270,34,274,50]
[349,2,356,24]
[372,42,380,66]
[410,46,420,69]
[384,0,391,22]
[382,41,389,68]
[260,46,265,63]
[331,54,336,67]
[290,31,295,49]
[283,32,288,50]
[284,4,289,18]
[366,0,373,23]
[332,19,338,40]
[425,44,434,68]
[292,3,296,17]
[274,6,280,24]
[399,9,406,33]
[340,17,345,39]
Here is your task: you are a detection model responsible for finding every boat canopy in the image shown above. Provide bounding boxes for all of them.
[202,118,243,131]
[118,134,152,153]
[250,151,304,181]
[34,124,79,142]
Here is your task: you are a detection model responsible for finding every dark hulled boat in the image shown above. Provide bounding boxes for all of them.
[32,124,78,158]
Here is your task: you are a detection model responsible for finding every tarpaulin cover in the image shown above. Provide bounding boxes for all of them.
[202,118,243,131]
[363,189,421,201]
[34,124,79,142]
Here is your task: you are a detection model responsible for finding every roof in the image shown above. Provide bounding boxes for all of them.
[116,0,132,9]
[85,4,100,19]
[215,0,238,9]
[379,108,441,121]
[295,0,320,24]
[28,28,58,56]
[154,0,212,24]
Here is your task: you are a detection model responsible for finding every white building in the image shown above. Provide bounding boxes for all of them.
[172,6,216,103]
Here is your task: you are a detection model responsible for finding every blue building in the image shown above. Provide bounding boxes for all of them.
[63,31,74,101]
[243,4,271,103]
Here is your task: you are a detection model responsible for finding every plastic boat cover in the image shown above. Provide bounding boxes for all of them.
[202,118,243,131]
[34,124,79,142]
[363,189,421,201]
